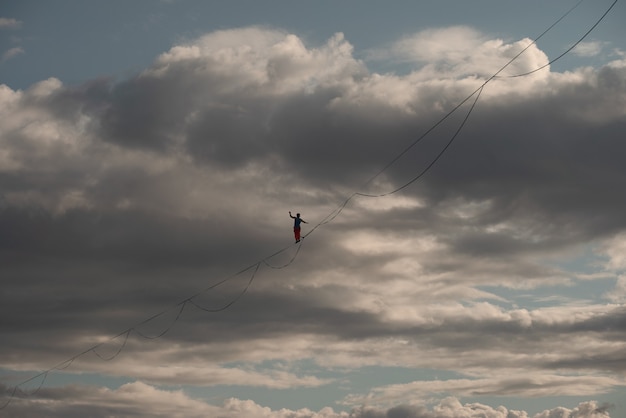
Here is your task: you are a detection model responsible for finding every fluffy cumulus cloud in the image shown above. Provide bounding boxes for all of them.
[1,384,614,418]
[369,26,550,81]
[2,26,626,416]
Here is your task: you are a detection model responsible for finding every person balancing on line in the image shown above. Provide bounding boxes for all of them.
[289,211,307,243]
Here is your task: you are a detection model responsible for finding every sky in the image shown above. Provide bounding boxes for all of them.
[1,1,626,417]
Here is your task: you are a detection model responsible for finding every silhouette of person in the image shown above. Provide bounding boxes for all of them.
[289,211,307,243]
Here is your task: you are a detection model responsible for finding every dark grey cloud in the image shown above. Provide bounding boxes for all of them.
[100,75,191,151]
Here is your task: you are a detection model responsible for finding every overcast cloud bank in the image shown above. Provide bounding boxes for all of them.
[1,25,625,416]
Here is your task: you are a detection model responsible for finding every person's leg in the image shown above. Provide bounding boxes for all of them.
[294,227,301,242]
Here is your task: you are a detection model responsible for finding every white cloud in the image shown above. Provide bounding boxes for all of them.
[79,357,332,388]
[367,26,549,81]
[2,384,613,418]
[0,17,22,29]
[1,46,24,62]
[151,28,365,96]
[344,375,623,406]
[573,41,606,57]
[605,275,626,303]
[601,233,626,273]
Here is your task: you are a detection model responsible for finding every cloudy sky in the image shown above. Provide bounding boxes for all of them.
[1,1,626,417]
